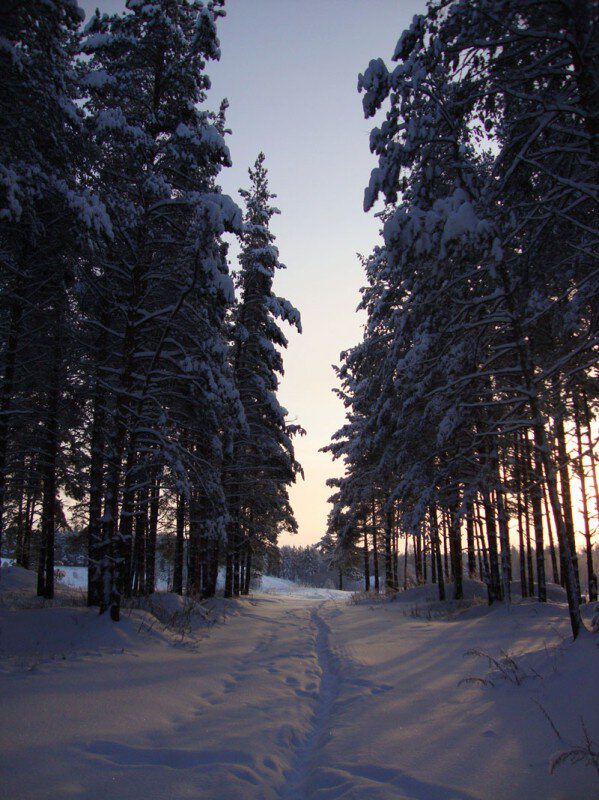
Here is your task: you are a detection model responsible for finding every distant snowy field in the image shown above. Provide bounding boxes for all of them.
[260,574,348,600]
[0,559,347,599]
[0,562,597,800]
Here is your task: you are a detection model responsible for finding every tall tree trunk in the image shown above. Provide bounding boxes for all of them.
[529,437,547,602]
[574,399,595,600]
[582,390,599,526]
[363,517,370,592]
[554,413,581,599]
[524,488,535,596]
[0,294,23,570]
[14,458,24,566]
[173,491,185,594]
[430,506,445,601]
[384,506,394,590]
[146,473,160,595]
[87,358,106,606]
[414,533,423,585]
[132,488,147,596]
[448,506,463,601]
[233,527,242,597]
[393,514,399,590]
[534,422,583,637]
[516,435,528,597]
[188,493,201,595]
[483,492,501,601]
[475,500,493,602]
[206,537,219,599]
[242,544,252,596]
[495,484,511,604]
[371,498,380,591]
[37,303,63,600]
[442,511,449,580]
[22,470,39,571]
[466,501,476,578]
[224,495,239,598]
[542,484,560,584]
[118,447,138,599]
[430,518,437,584]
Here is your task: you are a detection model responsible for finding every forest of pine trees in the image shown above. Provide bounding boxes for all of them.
[1,0,597,640]
[0,0,302,619]
[324,0,598,639]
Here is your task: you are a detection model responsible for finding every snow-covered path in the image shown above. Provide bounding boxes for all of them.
[1,571,597,800]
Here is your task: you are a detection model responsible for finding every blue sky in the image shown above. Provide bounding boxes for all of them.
[79,0,426,544]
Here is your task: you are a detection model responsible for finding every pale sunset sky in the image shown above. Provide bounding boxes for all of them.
[79,0,427,545]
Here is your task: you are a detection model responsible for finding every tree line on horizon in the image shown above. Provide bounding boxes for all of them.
[0,0,303,619]
[324,0,598,639]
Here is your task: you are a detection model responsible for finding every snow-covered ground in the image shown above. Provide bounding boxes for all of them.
[0,564,597,799]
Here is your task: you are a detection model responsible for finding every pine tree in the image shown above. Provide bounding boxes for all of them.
[224,154,303,598]
[0,0,108,594]
[79,0,240,617]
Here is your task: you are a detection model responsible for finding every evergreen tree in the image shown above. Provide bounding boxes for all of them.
[0,0,108,595]
[79,0,240,617]
[224,154,303,598]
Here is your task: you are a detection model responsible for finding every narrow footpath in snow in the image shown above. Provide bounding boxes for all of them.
[280,603,341,800]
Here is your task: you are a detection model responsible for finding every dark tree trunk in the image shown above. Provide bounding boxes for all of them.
[132,489,147,596]
[206,537,220,598]
[37,302,63,600]
[224,548,233,598]
[0,290,23,571]
[466,501,476,578]
[534,422,583,637]
[529,439,547,602]
[554,414,581,599]
[442,511,449,581]
[371,499,380,591]
[448,508,463,601]
[242,544,252,595]
[495,484,511,603]
[384,507,394,590]
[430,519,437,584]
[187,493,201,595]
[543,484,560,585]
[21,471,39,570]
[224,499,239,598]
[574,400,595,600]
[118,447,138,599]
[173,491,185,595]
[393,521,399,591]
[582,390,599,529]
[233,529,241,597]
[414,533,423,585]
[146,474,160,594]
[475,501,493,601]
[363,518,370,592]
[14,460,24,565]
[430,506,445,601]
[483,492,501,601]
[87,362,106,606]
[515,436,528,596]
[524,477,535,597]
